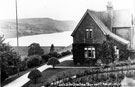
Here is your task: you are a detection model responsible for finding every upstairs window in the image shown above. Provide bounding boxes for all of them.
[84,46,95,58]
[86,29,93,39]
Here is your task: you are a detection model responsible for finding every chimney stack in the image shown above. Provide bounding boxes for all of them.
[106,1,113,10]
[106,1,113,31]
[131,14,135,50]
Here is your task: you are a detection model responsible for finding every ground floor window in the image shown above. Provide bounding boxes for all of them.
[84,46,95,58]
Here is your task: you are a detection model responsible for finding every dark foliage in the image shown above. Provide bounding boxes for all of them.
[27,55,42,68]
[42,54,51,63]
[50,44,55,53]
[28,43,44,56]
[119,49,130,61]
[99,40,115,64]
[28,68,42,84]
[19,60,28,72]
[49,52,61,58]
[47,57,60,69]
[61,50,71,57]
[0,35,21,82]
[1,70,8,82]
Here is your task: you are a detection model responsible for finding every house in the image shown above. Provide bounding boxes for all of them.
[71,2,135,65]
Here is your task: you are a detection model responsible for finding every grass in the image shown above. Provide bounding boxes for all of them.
[57,60,74,66]
[57,60,96,67]
[23,68,87,87]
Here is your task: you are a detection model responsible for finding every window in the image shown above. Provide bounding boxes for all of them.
[86,29,93,38]
[114,46,119,58]
[84,46,95,58]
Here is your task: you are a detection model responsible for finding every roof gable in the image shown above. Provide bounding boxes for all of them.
[87,10,130,45]
[71,9,130,45]
[71,9,106,36]
[71,10,89,36]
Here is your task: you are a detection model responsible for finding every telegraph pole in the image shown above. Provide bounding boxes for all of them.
[15,0,19,46]
[15,0,20,76]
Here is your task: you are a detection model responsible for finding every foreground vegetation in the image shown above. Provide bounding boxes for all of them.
[23,64,135,87]
[1,35,71,85]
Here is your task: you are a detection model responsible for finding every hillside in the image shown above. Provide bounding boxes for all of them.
[0,18,77,38]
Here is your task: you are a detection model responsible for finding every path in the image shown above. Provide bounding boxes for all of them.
[4,55,73,87]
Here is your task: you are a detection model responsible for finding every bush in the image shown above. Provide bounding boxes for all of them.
[0,35,21,82]
[27,55,42,68]
[119,49,130,61]
[42,54,51,63]
[49,52,61,58]
[1,70,8,82]
[61,50,71,57]
[28,68,42,84]
[28,43,44,56]
[47,57,60,69]
[19,60,28,71]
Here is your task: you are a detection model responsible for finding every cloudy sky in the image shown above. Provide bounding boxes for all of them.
[0,0,134,20]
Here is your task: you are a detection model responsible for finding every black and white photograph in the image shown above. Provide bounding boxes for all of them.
[0,0,135,87]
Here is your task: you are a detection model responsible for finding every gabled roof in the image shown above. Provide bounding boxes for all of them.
[71,9,130,45]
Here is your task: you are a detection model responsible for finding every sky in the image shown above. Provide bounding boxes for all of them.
[0,0,134,20]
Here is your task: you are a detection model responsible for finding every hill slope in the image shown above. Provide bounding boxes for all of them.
[0,18,77,38]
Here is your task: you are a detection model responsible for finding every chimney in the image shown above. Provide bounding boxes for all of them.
[130,14,135,51]
[106,1,113,31]
[106,1,113,10]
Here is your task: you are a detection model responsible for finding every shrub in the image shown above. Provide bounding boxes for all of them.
[0,35,21,82]
[99,40,115,64]
[47,57,60,69]
[119,49,130,61]
[28,68,42,84]
[19,60,28,71]
[49,52,61,58]
[95,59,102,66]
[61,50,71,57]
[28,43,44,56]
[42,54,51,63]
[1,70,8,82]
[27,55,42,68]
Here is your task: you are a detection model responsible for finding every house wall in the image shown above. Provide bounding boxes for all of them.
[73,13,106,44]
[72,13,106,65]
[72,43,100,65]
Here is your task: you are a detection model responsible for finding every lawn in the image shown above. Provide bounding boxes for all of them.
[57,60,74,66]
[23,68,87,87]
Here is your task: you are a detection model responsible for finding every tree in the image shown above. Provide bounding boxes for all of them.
[50,44,55,53]
[42,54,51,63]
[28,68,42,84]
[27,55,42,68]
[0,35,21,81]
[100,40,115,64]
[47,57,60,69]
[28,43,44,56]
